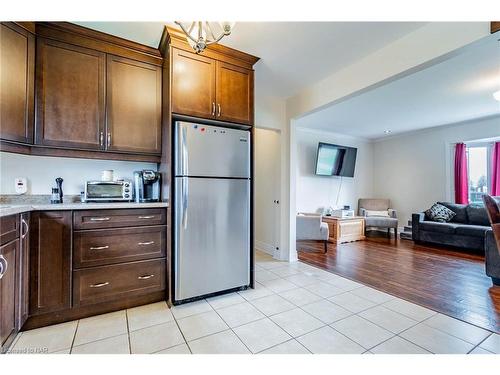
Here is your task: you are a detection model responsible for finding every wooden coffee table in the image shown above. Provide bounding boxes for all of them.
[322,216,365,244]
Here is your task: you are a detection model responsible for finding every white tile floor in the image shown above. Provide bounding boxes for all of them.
[7,251,500,354]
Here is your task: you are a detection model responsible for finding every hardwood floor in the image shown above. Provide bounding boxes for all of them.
[297,233,500,333]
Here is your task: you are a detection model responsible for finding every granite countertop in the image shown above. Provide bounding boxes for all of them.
[0,201,169,218]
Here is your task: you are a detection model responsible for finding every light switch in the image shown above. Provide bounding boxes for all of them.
[15,177,27,194]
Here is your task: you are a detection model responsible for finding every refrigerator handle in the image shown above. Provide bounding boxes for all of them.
[182,177,188,229]
[181,125,189,176]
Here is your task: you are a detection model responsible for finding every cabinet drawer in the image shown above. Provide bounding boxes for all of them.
[0,214,19,246]
[73,259,165,307]
[74,226,166,268]
[73,209,166,230]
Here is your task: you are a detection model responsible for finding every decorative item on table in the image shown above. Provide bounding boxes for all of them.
[323,206,334,216]
[101,170,114,182]
[331,208,355,218]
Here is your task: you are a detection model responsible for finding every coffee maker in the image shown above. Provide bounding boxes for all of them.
[133,170,161,202]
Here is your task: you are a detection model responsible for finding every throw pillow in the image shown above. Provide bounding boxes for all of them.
[425,203,456,223]
[365,210,390,217]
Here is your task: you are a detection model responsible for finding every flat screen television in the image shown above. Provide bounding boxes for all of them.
[315,142,357,177]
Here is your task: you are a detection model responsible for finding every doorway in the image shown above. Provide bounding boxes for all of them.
[254,128,281,257]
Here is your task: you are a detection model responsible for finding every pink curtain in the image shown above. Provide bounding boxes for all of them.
[492,142,500,196]
[454,143,469,204]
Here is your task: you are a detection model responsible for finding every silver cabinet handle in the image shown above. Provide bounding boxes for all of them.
[99,131,104,147]
[89,282,109,288]
[21,217,29,239]
[212,102,216,116]
[90,217,110,221]
[217,103,221,117]
[89,245,109,250]
[138,241,154,246]
[0,255,6,280]
[107,132,111,147]
[138,216,154,219]
[138,274,154,280]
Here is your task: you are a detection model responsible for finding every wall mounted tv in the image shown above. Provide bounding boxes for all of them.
[315,142,357,177]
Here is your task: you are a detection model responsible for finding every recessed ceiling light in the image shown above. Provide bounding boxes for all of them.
[384,130,392,135]
[494,90,500,102]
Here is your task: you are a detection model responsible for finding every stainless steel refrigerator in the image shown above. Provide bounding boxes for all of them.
[174,121,251,302]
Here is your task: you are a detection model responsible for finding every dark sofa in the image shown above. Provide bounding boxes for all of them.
[412,199,500,286]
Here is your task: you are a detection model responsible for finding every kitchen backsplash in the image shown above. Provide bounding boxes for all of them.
[0,152,157,195]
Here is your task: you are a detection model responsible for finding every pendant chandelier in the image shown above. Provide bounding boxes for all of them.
[175,21,235,53]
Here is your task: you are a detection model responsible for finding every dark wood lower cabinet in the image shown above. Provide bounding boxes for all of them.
[29,211,72,316]
[17,212,30,330]
[73,259,165,307]
[0,239,18,352]
[23,208,168,331]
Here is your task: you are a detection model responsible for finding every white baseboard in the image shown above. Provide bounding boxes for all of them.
[254,240,275,256]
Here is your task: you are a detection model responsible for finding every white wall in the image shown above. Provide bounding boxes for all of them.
[373,115,500,224]
[255,94,286,132]
[0,152,156,196]
[295,128,374,214]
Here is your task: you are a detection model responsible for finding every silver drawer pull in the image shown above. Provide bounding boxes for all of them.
[89,245,109,251]
[89,217,110,221]
[138,274,155,280]
[138,215,154,219]
[138,241,154,246]
[89,282,110,288]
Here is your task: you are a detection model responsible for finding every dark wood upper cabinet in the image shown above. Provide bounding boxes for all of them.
[171,48,217,119]
[0,239,18,350]
[29,211,72,316]
[0,23,35,144]
[169,45,255,126]
[106,55,162,154]
[216,61,253,125]
[35,38,106,150]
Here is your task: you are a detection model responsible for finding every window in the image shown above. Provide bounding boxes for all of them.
[466,143,492,204]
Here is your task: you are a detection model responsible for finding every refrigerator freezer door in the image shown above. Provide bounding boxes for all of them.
[175,121,250,178]
[174,177,250,301]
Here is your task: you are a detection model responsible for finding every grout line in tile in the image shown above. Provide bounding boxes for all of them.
[125,309,132,354]
[418,313,494,347]
[209,304,253,354]
[255,338,312,354]
[466,332,493,354]
[171,308,193,354]
[69,319,80,354]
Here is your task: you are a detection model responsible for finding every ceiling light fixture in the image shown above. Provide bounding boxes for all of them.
[175,21,235,53]
[494,90,500,102]
[384,130,392,135]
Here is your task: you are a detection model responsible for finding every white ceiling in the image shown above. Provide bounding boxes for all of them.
[297,34,500,139]
[76,21,426,98]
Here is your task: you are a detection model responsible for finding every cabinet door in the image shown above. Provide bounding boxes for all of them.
[216,61,253,125]
[171,48,216,119]
[17,213,30,329]
[30,211,72,316]
[35,38,105,150]
[106,55,162,154]
[0,239,17,349]
[0,23,35,143]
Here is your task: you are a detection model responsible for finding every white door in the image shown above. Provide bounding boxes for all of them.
[254,128,281,257]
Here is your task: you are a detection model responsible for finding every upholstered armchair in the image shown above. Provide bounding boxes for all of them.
[296,213,330,253]
[358,198,398,238]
